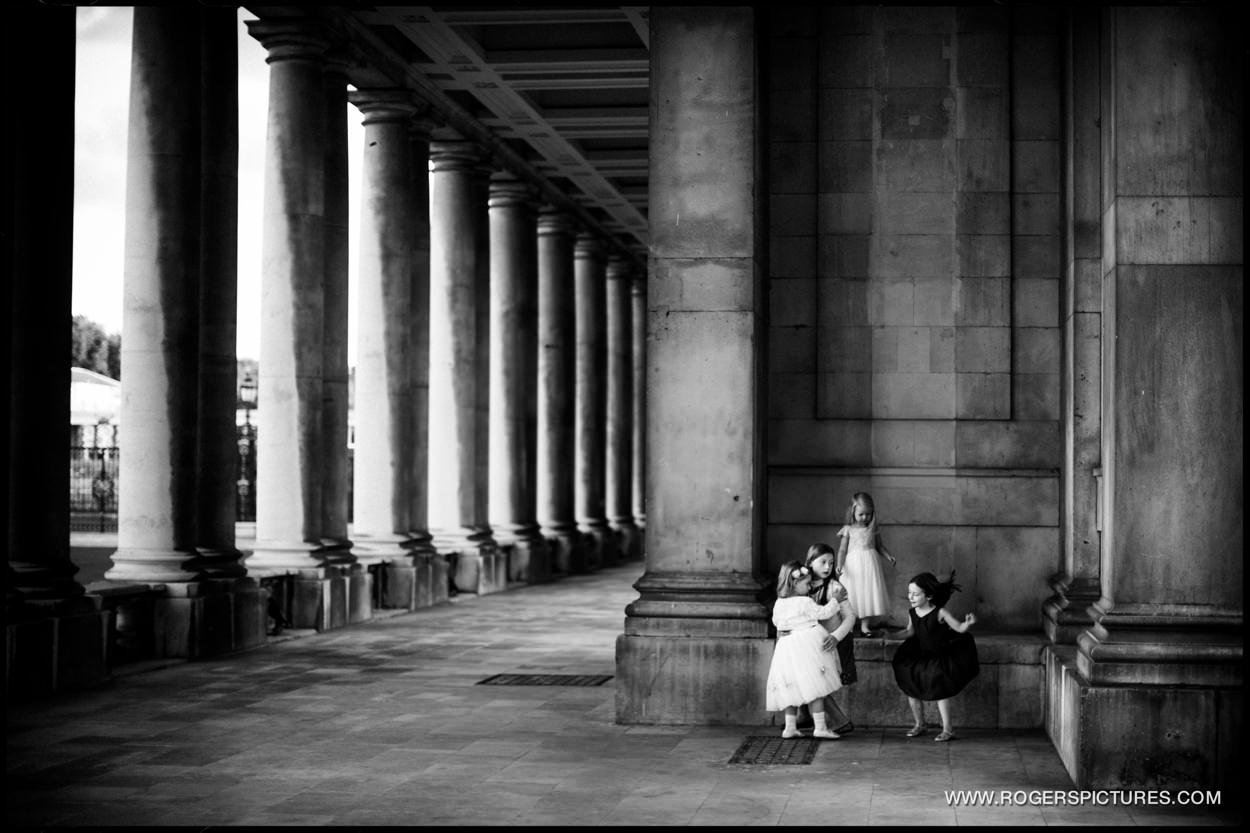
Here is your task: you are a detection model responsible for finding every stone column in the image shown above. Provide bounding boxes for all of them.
[535,207,583,572]
[6,3,110,697]
[574,233,614,570]
[244,19,352,632]
[1054,6,1242,790]
[108,8,204,583]
[630,270,648,541]
[1043,6,1102,643]
[348,90,418,572]
[427,139,501,594]
[615,6,772,724]
[320,50,354,562]
[605,255,640,562]
[488,173,551,583]
[195,8,245,579]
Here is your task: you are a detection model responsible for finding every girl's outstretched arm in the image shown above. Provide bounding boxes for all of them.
[835,535,850,576]
[938,608,977,633]
[874,532,896,565]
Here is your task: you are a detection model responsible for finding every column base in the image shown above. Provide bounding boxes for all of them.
[540,525,583,574]
[244,538,339,575]
[506,532,553,584]
[151,578,269,658]
[1076,607,1242,686]
[1046,644,1243,790]
[6,603,111,701]
[576,520,616,572]
[267,564,372,632]
[431,528,505,596]
[610,518,642,562]
[377,548,451,610]
[104,546,202,583]
[191,546,248,579]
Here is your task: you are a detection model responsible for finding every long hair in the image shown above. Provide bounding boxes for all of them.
[775,560,811,599]
[804,543,836,601]
[845,491,879,535]
[910,571,961,610]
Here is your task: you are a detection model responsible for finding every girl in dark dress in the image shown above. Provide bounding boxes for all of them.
[889,572,978,742]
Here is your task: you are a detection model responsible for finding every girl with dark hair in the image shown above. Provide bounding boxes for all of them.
[889,571,979,742]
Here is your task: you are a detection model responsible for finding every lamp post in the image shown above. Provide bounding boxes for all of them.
[237,374,258,521]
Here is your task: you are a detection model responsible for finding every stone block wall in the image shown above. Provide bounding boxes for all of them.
[766,6,1063,630]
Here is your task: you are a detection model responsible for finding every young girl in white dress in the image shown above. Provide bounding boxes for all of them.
[835,492,896,637]
[765,560,844,739]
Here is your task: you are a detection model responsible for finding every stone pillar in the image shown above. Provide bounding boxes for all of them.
[1043,6,1102,644]
[536,208,583,572]
[195,8,245,579]
[574,233,614,570]
[1051,6,1242,790]
[605,255,640,563]
[630,270,647,543]
[320,50,354,563]
[616,6,772,724]
[348,90,418,573]
[427,139,502,594]
[108,8,204,584]
[244,18,357,631]
[488,174,552,584]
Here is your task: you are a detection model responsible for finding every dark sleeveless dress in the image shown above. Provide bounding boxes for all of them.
[891,606,979,701]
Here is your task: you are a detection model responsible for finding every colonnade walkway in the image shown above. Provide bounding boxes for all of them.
[6,562,1238,827]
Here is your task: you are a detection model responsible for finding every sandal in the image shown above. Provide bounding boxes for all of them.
[934,731,956,742]
[905,725,927,738]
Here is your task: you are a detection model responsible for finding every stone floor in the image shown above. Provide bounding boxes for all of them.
[5,562,1240,827]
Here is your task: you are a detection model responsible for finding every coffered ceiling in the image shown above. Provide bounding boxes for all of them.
[249,5,652,263]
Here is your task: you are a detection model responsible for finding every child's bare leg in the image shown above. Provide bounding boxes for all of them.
[904,697,926,735]
[809,698,841,739]
[936,698,954,739]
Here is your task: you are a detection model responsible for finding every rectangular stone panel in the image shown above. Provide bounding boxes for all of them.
[818,88,873,141]
[956,276,1011,325]
[876,139,956,192]
[769,277,816,326]
[881,6,953,35]
[769,324,815,373]
[872,371,956,418]
[769,88,818,143]
[1012,193,1061,236]
[817,371,871,419]
[956,372,1010,419]
[871,235,954,280]
[928,325,956,371]
[768,372,815,420]
[1075,258,1102,313]
[897,326,934,372]
[955,420,1062,469]
[817,277,868,325]
[871,325,899,370]
[770,36,817,92]
[1013,372,1060,421]
[821,324,872,372]
[819,140,872,193]
[957,139,1009,191]
[817,192,872,235]
[1012,140,1060,193]
[955,326,1011,372]
[867,277,915,324]
[957,191,1010,233]
[957,235,1010,278]
[770,234,816,278]
[1014,326,1060,373]
[956,86,1008,140]
[769,142,818,195]
[821,234,870,278]
[1014,278,1059,327]
[880,88,953,140]
[914,280,956,326]
[1011,45,1062,141]
[818,34,877,88]
[954,31,1008,87]
[875,192,955,235]
[1115,197,1244,265]
[914,419,957,466]
[881,34,951,87]
[770,193,816,236]
[865,421,958,467]
[960,475,1059,525]
[1012,235,1060,279]
[972,525,1061,625]
[766,417,872,467]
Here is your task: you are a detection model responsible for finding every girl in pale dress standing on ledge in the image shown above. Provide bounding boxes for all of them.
[835,492,896,637]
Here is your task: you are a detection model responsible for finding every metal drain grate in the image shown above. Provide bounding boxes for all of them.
[728,735,820,765]
[476,673,613,687]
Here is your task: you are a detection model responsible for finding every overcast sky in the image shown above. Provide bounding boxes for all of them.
[73,6,363,365]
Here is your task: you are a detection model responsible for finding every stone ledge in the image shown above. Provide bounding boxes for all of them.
[853,630,1050,664]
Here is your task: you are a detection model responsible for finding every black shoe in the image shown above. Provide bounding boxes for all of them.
[833,722,854,735]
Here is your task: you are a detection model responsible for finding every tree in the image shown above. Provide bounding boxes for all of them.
[71,315,121,379]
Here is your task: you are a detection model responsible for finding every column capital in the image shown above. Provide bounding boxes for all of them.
[429,139,489,173]
[538,206,575,237]
[408,105,440,142]
[574,232,606,261]
[606,253,632,280]
[488,172,538,210]
[245,18,330,63]
[322,45,357,78]
[348,88,419,124]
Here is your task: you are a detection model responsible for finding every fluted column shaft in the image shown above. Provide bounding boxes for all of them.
[196,7,244,577]
[573,233,612,570]
[244,19,332,570]
[406,116,436,553]
[109,8,205,581]
[630,272,647,534]
[488,174,550,582]
[536,208,582,571]
[605,255,638,563]
[349,90,419,560]
[428,140,498,581]
[320,52,352,555]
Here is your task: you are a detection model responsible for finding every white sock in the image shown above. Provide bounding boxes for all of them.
[813,712,828,731]
[782,713,799,737]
